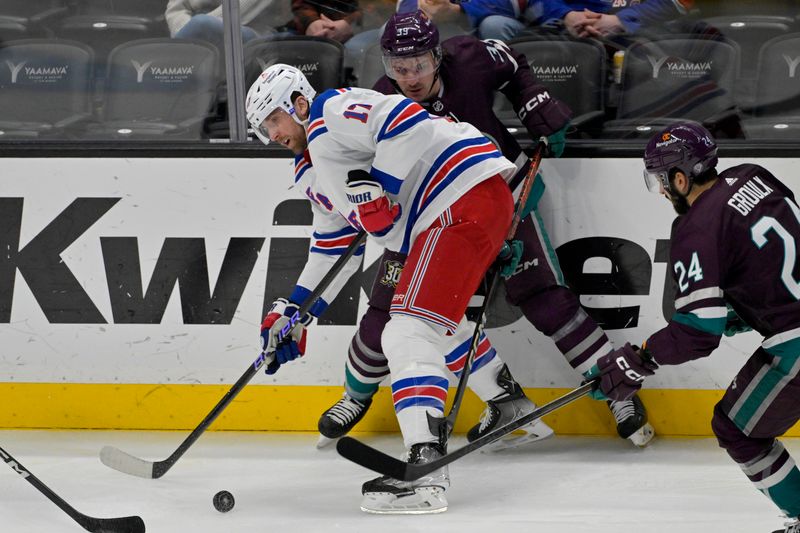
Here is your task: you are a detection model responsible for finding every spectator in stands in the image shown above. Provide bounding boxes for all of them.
[535,0,692,39]
[166,0,275,50]
[399,0,538,41]
[277,0,380,67]
[279,0,360,41]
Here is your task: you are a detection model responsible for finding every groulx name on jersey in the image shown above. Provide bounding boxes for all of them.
[727,176,774,216]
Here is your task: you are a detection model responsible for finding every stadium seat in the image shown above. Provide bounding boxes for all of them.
[84,38,219,139]
[701,16,794,79]
[65,0,168,35]
[244,36,344,93]
[66,0,165,19]
[0,39,93,138]
[700,15,794,108]
[500,36,608,137]
[741,33,800,139]
[0,0,68,41]
[55,2,170,80]
[602,36,742,139]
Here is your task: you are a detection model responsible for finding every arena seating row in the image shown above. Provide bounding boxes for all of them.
[2,31,800,140]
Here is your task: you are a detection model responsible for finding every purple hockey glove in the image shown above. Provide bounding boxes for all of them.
[593,343,658,401]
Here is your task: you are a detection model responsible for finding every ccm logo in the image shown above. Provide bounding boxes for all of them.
[0,450,30,479]
[615,356,646,382]
[518,91,550,120]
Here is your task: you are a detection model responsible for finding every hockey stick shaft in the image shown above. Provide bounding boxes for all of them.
[1,444,145,533]
[101,231,367,479]
[443,141,546,435]
[337,380,596,481]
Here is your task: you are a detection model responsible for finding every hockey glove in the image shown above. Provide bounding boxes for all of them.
[345,169,400,237]
[260,298,314,375]
[545,122,569,158]
[589,343,658,402]
[499,239,524,279]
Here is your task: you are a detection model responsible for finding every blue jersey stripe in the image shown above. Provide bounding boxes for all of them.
[310,245,365,257]
[308,126,328,143]
[308,88,342,124]
[401,138,501,253]
[369,165,403,195]
[392,375,449,391]
[377,98,428,143]
[394,397,445,412]
[288,285,329,317]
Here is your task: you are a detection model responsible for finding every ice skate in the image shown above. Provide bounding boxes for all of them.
[466,364,554,451]
[360,442,449,514]
[608,394,655,447]
[316,393,371,449]
[774,517,800,533]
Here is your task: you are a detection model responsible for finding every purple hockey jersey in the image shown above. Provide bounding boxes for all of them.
[647,164,800,366]
[372,36,572,166]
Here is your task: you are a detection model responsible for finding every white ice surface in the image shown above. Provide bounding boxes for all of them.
[0,430,792,533]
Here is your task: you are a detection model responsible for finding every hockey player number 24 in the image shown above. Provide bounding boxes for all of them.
[750,197,800,300]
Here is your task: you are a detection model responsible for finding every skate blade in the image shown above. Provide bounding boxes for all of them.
[483,419,555,452]
[360,487,448,515]
[316,434,339,450]
[627,422,655,448]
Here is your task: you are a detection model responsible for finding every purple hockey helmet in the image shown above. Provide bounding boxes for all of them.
[643,121,718,194]
[380,10,442,81]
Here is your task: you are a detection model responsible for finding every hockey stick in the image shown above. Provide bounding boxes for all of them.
[100,230,368,479]
[1,444,145,533]
[337,380,596,481]
[439,140,547,439]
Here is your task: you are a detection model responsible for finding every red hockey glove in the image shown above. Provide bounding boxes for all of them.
[592,343,658,401]
[345,170,400,237]
[260,298,313,375]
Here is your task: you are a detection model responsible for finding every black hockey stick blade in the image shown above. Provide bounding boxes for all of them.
[79,515,146,533]
[1,444,145,533]
[337,380,597,481]
[100,231,368,479]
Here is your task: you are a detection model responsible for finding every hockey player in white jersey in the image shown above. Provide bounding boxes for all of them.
[246,64,517,514]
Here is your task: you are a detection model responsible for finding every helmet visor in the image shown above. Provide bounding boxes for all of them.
[254,123,272,145]
[382,52,439,81]
[643,168,669,194]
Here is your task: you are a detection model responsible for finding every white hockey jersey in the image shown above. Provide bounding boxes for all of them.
[288,87,515,313]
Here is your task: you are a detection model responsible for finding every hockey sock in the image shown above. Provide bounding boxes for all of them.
[344,330,389,402]
[442,318,504,401]
[384,315,450,448]
[740,440,800,517]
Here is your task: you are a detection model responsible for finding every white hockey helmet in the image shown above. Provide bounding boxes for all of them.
[246,63,316,145]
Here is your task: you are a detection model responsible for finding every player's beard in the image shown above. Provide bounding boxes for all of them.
[669,191,691,215]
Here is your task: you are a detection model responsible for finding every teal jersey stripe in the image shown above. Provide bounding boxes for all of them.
[672,311,727,335]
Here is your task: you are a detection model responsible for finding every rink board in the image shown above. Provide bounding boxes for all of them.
[0,157,797,435]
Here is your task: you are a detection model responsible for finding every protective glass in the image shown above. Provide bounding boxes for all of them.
[382,52,440,81]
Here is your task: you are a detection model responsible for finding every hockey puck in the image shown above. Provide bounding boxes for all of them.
[213,490,235,513]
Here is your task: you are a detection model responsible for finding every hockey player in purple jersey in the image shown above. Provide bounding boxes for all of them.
[592,122,800,533]
[317,9,655,449]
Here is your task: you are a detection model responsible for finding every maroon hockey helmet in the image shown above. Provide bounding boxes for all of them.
[380,10,443,81]
[643,121,718,194]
